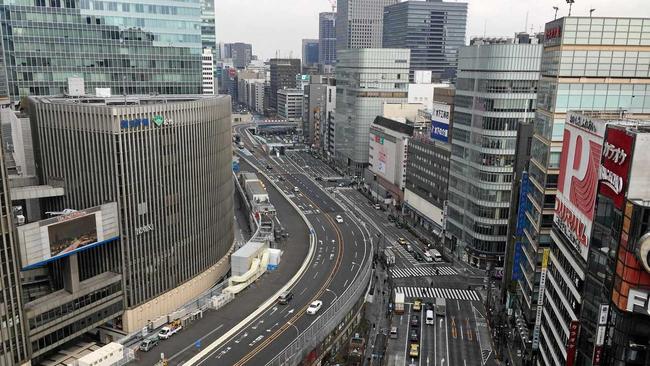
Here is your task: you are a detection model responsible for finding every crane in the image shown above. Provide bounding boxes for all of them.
[328,0,336,12]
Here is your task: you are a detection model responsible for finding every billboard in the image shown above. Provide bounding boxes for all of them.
[18,203,119,269]
[430,102,450,143]
[599,126,634,210]
[532,248,550,350]
[554,113,608,261]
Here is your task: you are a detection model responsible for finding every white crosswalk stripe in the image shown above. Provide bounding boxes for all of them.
[390,266,457,278]
[395,286,480,301]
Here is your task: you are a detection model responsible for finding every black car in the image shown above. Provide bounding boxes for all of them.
[278,291,293,304]
[414,252,424,262]
[409,328,419,342]
[410,314,420,327]
[266,165,273,170]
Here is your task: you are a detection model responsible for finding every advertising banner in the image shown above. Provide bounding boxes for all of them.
[555,113,608,261]
[566,320,580,366]
[431,102,450,143]
[532,248,550,350]
[599,126,634,210]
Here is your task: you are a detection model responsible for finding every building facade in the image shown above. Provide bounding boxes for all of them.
[383,0,468,82]
[303,76,336,149]
[302,39,320,68]
[319,12,337,66]
[0,130,30,365]
[224,43,253,69]
[0,1,203,102]
[27,94,234,334]
[269,59,301,114]
[202,48,215,95]
[334,49,409,174]
[336,0,398,50]
[277,88,304,121]
[514,17,650,363]
[200,0,217,52]
[447,41,542,269]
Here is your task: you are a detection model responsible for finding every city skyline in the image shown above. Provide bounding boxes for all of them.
[215,0,650,60]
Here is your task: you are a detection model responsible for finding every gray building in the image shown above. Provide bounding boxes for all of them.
[0,130,30,365]
[26,94,234,337]
[269,59,301,114]
[303,76,336,150]
[277,88,304,121]
[318,12,337,66]
[0,1,203,103]
[224,43,253,69]
[302,39,319,68]
[383,0,467,82]
[336,0,398,50]
[447,40,542,269]
[334,49,409,174]
[200,0,217,54]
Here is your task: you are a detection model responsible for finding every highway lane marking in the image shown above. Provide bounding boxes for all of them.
[313,271,319,279]
[234,332,248,344]
[283,309,294,318]
[167,324,224,362]
[466,318,473,341]
[344,279,349,288]
[299,287,307,296]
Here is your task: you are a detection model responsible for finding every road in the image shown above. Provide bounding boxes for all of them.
[283,150,495,366]
[180,125,372,365]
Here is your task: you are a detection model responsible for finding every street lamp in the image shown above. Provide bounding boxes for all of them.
[553,6,559,19]
[590,8,596,17]
[566,0,575,17]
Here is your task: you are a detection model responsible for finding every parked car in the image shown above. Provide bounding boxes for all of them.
[306,300,323,315]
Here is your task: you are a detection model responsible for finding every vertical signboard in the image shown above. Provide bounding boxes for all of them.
[599,126,634,210]
[430,102,450,143]
[532,248,550,349]
[592,304,610,366]
[555,113,608,261]
[512,172,530,282]
[566,320,580,366]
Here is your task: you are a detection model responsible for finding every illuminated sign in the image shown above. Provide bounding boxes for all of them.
[626,288,650,315]
[545,26,562,40]
[532,248,550,349]
[599,127,633,209]
[431,102,450,143]
[566,321,580,366]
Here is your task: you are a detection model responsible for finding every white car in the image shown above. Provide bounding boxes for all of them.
[335,215,343,223]
[306,300,323,315]
[293,187,300,192]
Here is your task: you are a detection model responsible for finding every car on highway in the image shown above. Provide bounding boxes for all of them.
[409,344,420,358]
[426,310,435,325]
[278,291,293,304]
[306,300,323,315]
[398,237,407,246]
[389,326,398,339]
[410,314,420,327]
[409,329,419,342]
[335,215,343,223]
[413,299,422,311]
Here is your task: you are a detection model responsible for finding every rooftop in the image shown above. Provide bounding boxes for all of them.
[28,94,226,107]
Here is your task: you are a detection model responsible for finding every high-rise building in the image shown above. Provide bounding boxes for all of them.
[0,131,30,365]
[200,0,217,52]
[302,39,320,68]
[511,17,650,364]
[202,48,216,95]
[318,12,337,66]
[383,0,468,82]
[26,94,234,338]
[334,49,409,174]
[336,0,398,50]
[277,88,304,122]
[303,76,336,149]
[447,39,542,269]
[0,1,202,103]
[269,59,301,114]
[224,43,253,69]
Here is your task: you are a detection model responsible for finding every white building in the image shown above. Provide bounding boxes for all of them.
[407,71,449,112]
[202,48,215,95]
[248,81,265,114]
[277,88,304,121]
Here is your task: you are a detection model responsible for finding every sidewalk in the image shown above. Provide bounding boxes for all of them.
[363,260,392,362]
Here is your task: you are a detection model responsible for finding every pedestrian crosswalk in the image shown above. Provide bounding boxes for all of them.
[390,266,457,278]
[395,286,481,302]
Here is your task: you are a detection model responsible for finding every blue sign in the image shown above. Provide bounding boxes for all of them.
[232,161,240,173]
[512,241,523,281]
[120,118,150,129]
[431,120,449,143]
[515,172,530,237]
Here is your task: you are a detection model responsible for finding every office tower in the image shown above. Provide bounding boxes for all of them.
[403,89,454,240]
[0,131,29,365]
[277,89,304,121]
[269,59,301,114]
[383,0,468,82]
[303,76,336,148]
[26,94,234,340]
[509,17,650,365]
[249,81,266,114]
[333,49,409,174]
[336,0,398,50]
[202,49,216,95]
[319,12,337,66]
[200,0,217,51]
[224,43,253,69]
[447,40,542,269]
[302,39,320,68]
[0,1,202,102]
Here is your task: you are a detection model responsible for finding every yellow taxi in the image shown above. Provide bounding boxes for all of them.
[413,299,422,311]
[409,343,419,358]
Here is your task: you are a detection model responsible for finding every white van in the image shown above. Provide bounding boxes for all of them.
[429,249,443,262]
[425,310,434,325]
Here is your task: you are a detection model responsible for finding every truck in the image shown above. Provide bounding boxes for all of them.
[158,320,182,339]
[435,298,447,317]
[394,292,405,314]
[428,249,443,262]
[139,336,159,352]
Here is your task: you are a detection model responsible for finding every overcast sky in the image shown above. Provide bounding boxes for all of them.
[215,0,650,61]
